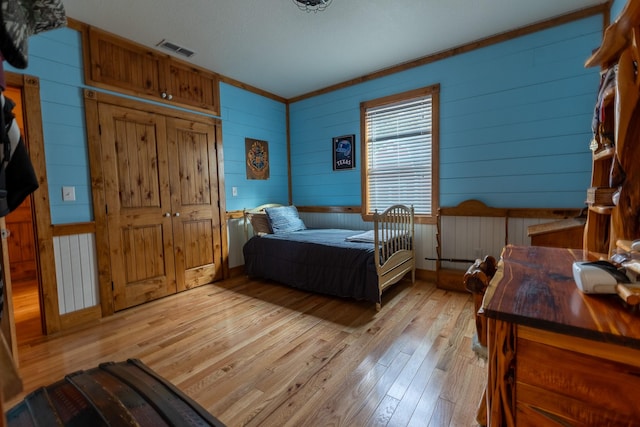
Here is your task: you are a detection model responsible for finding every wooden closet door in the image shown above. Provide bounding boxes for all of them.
[98,104,176,311]
[166,117,222,291]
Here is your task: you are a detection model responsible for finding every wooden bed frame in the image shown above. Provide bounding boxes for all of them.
[372,204,416,307]
[243,204,415,309]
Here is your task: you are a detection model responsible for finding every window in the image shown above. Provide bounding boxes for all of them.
[360,84,439,223]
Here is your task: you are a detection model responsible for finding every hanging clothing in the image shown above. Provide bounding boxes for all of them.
[0,0,67,216]
[0,90,38,216]
[0,0,66,324]
[0,0,67,69]
[0,55,5,89]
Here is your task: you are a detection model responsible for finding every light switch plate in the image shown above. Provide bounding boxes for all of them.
[62,186,76,201]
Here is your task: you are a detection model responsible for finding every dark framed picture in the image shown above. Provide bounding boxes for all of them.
[333,134,355,170]
[245,138,269,180]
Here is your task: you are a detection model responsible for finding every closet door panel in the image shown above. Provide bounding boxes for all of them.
[166,61,219,113]
[98,104,176,311]
[167,117,222,291]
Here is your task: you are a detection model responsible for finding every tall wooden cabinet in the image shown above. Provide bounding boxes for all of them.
[85,27,220,115]
[89,94,224,312]
[583,0,640,255]
[81,25,225,314]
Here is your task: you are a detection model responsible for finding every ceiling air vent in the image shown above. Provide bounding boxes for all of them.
[156,39,195,58]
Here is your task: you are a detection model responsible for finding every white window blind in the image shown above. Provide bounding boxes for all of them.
[365,94,433,215]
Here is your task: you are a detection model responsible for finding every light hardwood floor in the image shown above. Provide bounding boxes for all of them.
[8,276,485,426]
[10,279,43,345]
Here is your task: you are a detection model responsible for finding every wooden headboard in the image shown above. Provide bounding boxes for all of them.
[242,203,283,240]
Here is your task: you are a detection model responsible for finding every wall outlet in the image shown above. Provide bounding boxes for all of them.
[232,186,238,197]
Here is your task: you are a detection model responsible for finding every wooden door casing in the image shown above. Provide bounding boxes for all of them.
[2,73,58,335]
[167,118,222,291]
[6,199,36,282]
[3,86,37,283]
[98,104,177,311]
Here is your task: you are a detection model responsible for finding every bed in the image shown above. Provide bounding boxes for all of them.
[242,204,415,309]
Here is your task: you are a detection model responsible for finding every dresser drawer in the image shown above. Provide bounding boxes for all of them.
[516,336,640,426]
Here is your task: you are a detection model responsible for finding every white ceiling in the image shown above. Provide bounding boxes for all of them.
[60,0,605,99]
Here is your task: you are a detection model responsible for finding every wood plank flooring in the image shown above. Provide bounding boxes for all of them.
[10,279,43,345]
[7,276,485,426]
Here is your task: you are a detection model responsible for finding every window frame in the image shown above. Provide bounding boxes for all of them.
[360,84,440,224]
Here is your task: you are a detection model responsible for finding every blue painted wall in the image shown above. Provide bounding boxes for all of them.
[7,10,607,223]
[290,15,603,209]
[220,83,288,212]
[6,28,288,223]
[7,28,91,224]
[611,0,626,20]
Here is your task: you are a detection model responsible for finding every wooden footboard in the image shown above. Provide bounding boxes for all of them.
[373,204,415,309]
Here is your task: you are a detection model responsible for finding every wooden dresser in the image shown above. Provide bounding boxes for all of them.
[481,245,640,427]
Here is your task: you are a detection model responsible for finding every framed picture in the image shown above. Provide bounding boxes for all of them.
[245,138,269,180]
[333,134,355,170]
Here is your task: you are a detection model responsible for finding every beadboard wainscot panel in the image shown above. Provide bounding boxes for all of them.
[227,215,247,270]
[415,221,439,272]
[299,211,370,230]
[232,209,578,277]
[440,216,564,261]
[508,217,549,246]
[298,211,438,273]
[437,213,583,289]
[232,209,439,273]
[53,233,99,315]
[439,216,507,272]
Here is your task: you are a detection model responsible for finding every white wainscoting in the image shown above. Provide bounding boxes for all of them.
[228,212,440,272]
[508,217,551,246]
[414,222,439,271]
[300,212,371,230]
[439,216,506,271]
[439,216,551,271]
[53,233,99,315]
[302,213,438,273]
[228,217,248,269]
[227,212,550,272]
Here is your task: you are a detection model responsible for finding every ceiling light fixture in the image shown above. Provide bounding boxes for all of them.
[293,0,332,13]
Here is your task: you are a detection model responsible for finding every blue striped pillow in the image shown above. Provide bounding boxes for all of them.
[265,206,307,233]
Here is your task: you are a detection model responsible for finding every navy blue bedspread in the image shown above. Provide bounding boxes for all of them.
[243,229,380,303]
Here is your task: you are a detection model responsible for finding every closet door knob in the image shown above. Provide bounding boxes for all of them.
[174,212,180,217]
[167,94,173,100]
[163,212,171,217]
[161,92,167,99]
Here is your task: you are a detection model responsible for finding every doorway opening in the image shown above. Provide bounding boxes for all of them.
[5,85,44,345]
